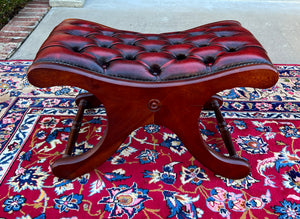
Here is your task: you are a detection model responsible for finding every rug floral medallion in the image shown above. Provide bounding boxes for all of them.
[0,61,299,218]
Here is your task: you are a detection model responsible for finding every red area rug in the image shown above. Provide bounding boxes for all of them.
[0,61,300,218]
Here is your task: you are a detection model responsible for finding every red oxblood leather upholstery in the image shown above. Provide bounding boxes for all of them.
[33,19,272,81]
[27,19,278,179]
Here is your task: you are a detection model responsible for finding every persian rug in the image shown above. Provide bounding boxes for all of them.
[0,61,300,219]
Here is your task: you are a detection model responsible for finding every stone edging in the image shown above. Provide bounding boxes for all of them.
[0,0,50,60]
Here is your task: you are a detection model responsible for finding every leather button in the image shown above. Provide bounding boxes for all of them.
[176,54,187,60]
[149,64,161,76]
[227,47,237,52]
[203,56,215,66]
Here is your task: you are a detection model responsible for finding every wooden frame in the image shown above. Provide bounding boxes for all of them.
[27,63,278,179]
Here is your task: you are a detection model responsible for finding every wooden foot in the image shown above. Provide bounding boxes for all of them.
[156,105,250,179]
[51,97,152,179]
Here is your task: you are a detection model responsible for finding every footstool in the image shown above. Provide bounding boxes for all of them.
[27,19,278,179]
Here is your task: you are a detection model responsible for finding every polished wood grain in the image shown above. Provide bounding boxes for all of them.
[27,63,278,179]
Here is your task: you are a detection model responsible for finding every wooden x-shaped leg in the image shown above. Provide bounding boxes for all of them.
[51,92,250,179]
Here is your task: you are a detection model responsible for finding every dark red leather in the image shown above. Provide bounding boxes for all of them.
[33,19,272,81]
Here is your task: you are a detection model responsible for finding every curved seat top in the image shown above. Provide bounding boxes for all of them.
[30,19,277,83]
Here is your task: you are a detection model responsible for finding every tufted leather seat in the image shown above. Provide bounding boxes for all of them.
[27,19,278,180]
[33,19,272,82]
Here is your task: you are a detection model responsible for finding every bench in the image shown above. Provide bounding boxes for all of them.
[27,19,278,179]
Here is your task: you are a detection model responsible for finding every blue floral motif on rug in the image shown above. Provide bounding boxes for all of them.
[0,61,300,218]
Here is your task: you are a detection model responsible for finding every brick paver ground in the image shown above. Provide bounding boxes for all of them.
[0,0,50,60]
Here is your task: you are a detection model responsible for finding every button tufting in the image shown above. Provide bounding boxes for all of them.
[124,55,136,60]
[34,19,272,82]
[227,47,237,52]
[203,56,215,66]
[176,54,187,60]
[149,64,162,76]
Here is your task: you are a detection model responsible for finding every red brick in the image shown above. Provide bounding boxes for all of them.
[0,32,28,37]
[0,43,18,50]
[1,26,33,32]
[17,11,47,17]
[31,0,49,2]
[20,8,48,13]
[26,3,50,8]
[11,17,41,22]
[0,54,7,59]
[7,20,38,27]
[0,37,24,43]
[0,43,18,60]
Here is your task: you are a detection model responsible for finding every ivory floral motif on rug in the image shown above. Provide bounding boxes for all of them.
[0,61,300,218]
